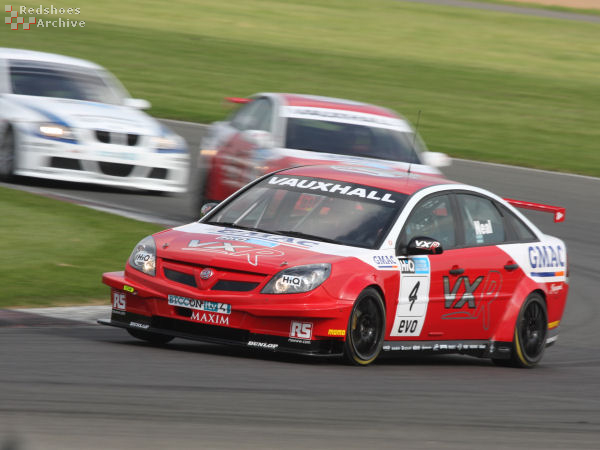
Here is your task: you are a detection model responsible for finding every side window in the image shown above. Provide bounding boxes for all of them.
[400,194,456,250]
[230,98,272,131]
[457,194,505,246]
[498,204,537,242]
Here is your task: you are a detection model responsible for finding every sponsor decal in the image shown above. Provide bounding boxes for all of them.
[190,310,229,326]
[391,257,431,337]
[281,106,410,131]
[397,257,429,275]
[168,295,231,315]
[373,255,398,269]
[442,271,502,330]
[247,341,278,349]
[473,219,493,236]
[267,176,398,204]
[134,251,153,266]
[528,245,565,277]
[123,285,135,293]
[327,329,346,337]
[130,321,149,329]
[211,228,319,248]
[216,236,278,248]
[414,239,440,250]
[549,283,564,295]
[184,240,284,266]
[290,321,312,340]
[281,275,303,287]
[112,291,126,310]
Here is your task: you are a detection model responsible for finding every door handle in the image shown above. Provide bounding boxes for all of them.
[504,263,519,271]
[449,267,464,275]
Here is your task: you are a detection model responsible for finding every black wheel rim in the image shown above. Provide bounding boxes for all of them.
[519,300,546,359]
[350,296,383,360]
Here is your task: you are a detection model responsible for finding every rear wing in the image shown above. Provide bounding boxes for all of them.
[504,198,565,223]
[225,97,251,104]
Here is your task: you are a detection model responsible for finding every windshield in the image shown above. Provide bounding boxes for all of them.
[205,175,407,249]
[9,60,126,104]
[285,118,422,164]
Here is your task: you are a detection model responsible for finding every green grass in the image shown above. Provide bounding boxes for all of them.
[0,187,162,308]
[2,0,599,175]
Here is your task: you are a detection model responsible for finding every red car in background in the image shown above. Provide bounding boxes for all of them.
[193,93,450,209]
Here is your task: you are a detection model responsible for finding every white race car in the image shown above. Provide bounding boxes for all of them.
[0,48,189,192]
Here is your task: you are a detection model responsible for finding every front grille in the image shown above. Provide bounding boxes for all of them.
[94,130,139,146]
[127,134,139,146]
[99,162,134,177]
[50,157,81,170]
[96,130,110,143]
[151,316,249,342]
[149,168,168,179]
[212,280,259,292]
[164,268,197,287]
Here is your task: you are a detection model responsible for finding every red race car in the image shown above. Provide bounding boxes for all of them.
[193,93,450,209]
[101,164,568,367]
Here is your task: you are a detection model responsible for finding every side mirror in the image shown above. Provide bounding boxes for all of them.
[406,236,443,255]
[200,202,219,218]
[421,151,451,168]
[124,98,151,110]
[241,130,275,149]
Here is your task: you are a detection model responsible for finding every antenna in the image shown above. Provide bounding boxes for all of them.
[407,110,421,178]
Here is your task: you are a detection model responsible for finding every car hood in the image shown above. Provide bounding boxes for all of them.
[155,223,358,275]
[5,94,163,135]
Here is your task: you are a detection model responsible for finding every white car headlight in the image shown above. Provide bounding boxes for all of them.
[128,236,157,276]
[152,134,186,151]
[38,123,76,142]
[261,264,331,294]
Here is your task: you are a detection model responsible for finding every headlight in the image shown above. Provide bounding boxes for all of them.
[152,135,185,151]
[261,264,331,294]
[38,123,76,142]
[128,236,157,276]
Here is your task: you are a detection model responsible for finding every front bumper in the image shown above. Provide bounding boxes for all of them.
[101,271,350,357]
[15,127,189,192]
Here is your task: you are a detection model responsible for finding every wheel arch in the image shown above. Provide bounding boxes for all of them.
[491,280,546,343]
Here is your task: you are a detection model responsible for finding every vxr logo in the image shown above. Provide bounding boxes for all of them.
[184,240,284,266]
[442,270,502,330]
[5,5,36,30]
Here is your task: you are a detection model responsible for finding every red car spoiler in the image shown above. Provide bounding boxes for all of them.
[225,97,251,104]
[504,198,565,223]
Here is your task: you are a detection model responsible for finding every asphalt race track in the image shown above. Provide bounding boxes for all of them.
[1,122,599,449]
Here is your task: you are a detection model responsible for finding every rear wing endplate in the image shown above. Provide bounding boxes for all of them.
[504,198,565,223]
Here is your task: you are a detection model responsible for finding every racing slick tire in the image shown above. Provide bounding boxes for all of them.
[0,126,16,181]
[127,328,174,345]
[344,288,386,366]
[493,293,548,368]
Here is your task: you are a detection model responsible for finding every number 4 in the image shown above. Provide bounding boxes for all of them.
[408,281,420,311]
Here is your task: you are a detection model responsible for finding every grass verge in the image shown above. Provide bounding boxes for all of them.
[0,187,162,308]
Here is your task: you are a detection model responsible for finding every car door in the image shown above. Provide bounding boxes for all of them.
[208,97,275,199]
[393,191,521,341]
[435,192,522,340]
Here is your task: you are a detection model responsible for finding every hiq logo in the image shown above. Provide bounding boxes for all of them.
[5,5,36,30]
